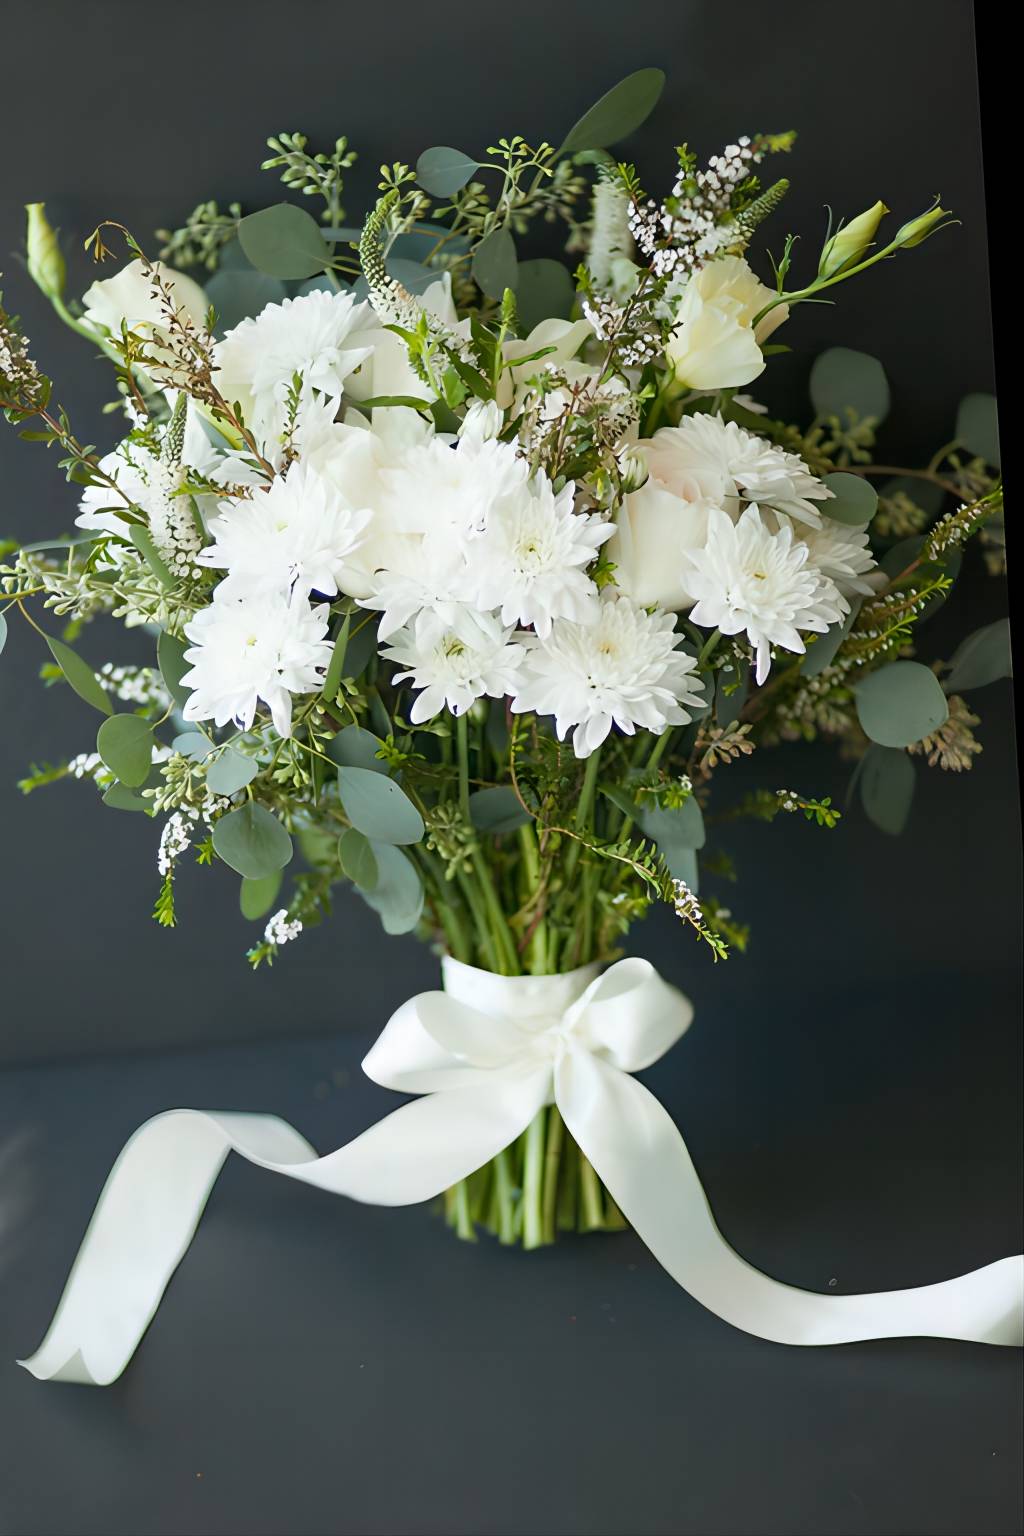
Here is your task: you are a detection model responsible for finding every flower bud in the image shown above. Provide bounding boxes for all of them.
[817,201,889,279]
[25,203,66,300]
[892,201,953,248]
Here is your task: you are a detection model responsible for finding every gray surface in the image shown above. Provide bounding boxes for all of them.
[1,981,1020,1536]
[0,3,1020,1534]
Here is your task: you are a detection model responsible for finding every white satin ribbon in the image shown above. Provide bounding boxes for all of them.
[19,958,1022,1384]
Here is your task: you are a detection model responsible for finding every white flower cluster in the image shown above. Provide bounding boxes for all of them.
[75,273,877,757]
[264,909,303,946]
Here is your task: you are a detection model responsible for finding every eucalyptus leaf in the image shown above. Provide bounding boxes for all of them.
[102,782,152,813]
[879,475,944,520]
[860,745,915,836]
[240,870,283,921]
[880,535,925,580]
[206,270,287,334]
[469,786,530,834]
[172,731,213,761]
[515,258,576,332]
[206,747,259,796]
[45,636,113,715]
[822,472,878,526]
[802,601,861,677]
[810,347,890,424]
[358,842,424,935]
[471,227,518,300]
[955,392,1000,468]
[639,796,706,853]
[337,766,424,845]
[338,827,379,891]
[944,618,1012,693]
[559,68,666,154]
[237,203,331,280]
[0,612,6,657]
[96,714,154,787]
[327,724,388,774]
[855,660,949,747]
[158,630,191,712]
[416,146,481,197]
[213,803,293,880]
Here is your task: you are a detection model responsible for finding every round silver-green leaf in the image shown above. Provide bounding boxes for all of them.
[206,270,287,334]
[96,714,154,787]
[359,843,424,935]
[471,227,518,300]
[328,725,388,774]
[206,747,259,796]
[944,618,1012,693]
[860,745,915,836]
[855,660,949,747]
[514,258,576,332]
[416,147,481,198]
[822,472,878,526]
[240,870,283,921]
[213,803,293,879]
[339,827,378,891]
[337,765,424,845]
[955,392,1000,468]
[810,347,890,424]
[237,204,331,280]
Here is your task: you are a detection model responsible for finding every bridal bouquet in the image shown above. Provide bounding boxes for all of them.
[1,69,1010,1289]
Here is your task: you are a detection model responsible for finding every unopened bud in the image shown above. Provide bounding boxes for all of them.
[892,200,954,249]
[818,201,888,279]
[25,203,66,300]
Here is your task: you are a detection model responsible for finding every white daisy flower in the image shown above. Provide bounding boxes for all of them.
[198,461,372,599]
[465,474,612,638]
[684,504,847,684]
[213,291,377,448]
[673,413,831,527]
[510,590,706,759]
[381,604,527,724]
[181,587,332,738]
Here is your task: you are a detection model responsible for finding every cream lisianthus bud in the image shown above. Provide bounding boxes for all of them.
[818,202,889,278]
[892,201,954,248]
[25,203,66,299]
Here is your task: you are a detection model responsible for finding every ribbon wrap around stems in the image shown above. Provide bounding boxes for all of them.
[20,958,1023,1384]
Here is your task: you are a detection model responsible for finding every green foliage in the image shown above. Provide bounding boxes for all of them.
[262,132,357,227]
[855,660,949,748]
[96,714,154,787]
[237,203,332,280]
[44,635,113,715]
[156,201,242,272]
[558,68,666,154]
[213,802,293,879]
[337,765,425,846]
[810,348,890,426]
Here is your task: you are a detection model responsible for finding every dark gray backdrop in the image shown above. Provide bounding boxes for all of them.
[0,4,1020,1535]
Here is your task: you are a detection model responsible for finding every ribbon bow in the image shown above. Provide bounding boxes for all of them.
[20,959,1023,1384]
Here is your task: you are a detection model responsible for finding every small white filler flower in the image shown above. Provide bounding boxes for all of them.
[511,590,706,758]
[181,587,333,737]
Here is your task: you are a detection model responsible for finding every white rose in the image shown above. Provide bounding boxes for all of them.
[606,429,728,609]
[496,318,592,409]
[664,255,788,392]
[82,258,208,341]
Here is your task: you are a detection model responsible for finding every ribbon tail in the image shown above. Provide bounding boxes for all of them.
[556,1048,1023,1348]
[20,1067,548,1387]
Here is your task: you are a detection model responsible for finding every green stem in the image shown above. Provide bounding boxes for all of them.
[578,1151,606,1232]
[522,1108,547,1249]
[452,1179,476,1241]
[494,1147,517,1244]
[456,711,471,825]
[541,1107,564,1244]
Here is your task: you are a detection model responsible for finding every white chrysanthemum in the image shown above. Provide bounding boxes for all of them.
[381,604,527,723]
[198,461,371,598]
[465,475,612,638]
[510,590,706,759]
[685,505,847,684]
[380,429,529,541]
[789,516,879,597]
[673,413,830,526]
[213,291,377,447]
[181,587,332,737]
